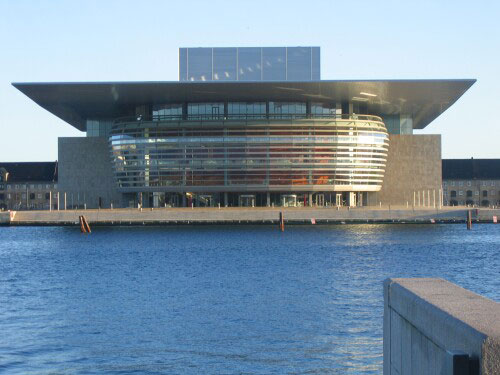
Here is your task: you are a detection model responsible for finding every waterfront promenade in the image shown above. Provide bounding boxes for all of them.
[2,206,500,226]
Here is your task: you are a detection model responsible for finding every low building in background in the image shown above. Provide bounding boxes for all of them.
[0,162,58,210]
[442,159,500,207]
[11,47,475,209]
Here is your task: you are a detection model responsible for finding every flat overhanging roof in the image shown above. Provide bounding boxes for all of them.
[12,79,475,132]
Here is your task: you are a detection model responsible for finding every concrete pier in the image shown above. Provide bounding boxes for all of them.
[1,207,500,226]
[384,278,500,375]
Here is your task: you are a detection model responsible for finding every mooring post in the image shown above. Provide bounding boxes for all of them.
[467,210,472,230]
[279,211,285,232]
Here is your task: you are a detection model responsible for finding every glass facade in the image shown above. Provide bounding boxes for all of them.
[86,120,113,137]
[227,102,266,119]
[179,47,320,81]
[110,115,388,191]
[187,103,224,119]
[383,114,413,135]
[269,102,306,118]
[238,47,262,81]
[152,104,183,120]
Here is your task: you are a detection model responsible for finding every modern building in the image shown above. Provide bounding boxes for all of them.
[0,162,58,210]
[442,159,500,207]
[12,47,475,208]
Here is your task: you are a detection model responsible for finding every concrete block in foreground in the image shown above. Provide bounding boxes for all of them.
[384,278,500,375]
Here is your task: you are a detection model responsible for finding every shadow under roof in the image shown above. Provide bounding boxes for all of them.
[12,79,475,132]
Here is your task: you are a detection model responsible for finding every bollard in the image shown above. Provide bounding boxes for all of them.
[279,211,285,232]
[467,210,472,230]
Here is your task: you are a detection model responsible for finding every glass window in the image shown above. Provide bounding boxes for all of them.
[269,102,306,118]
[45,193,50,199]
[475,191,479,196]
[38,184,42,189]
[466,190,472,197]
[238,47,262,81]
[187,48,212,81]
[311,102,339,116]
[15,185,19,189]
[179,48,188,81]
[483,190,488,197]
[7,185,10,190]
[467,181,471,186]
[459,181,463,186]
[482,181,487,186]
[22,193,26,199]
[213,48,237,81]
[37,193,42,199]
[451,181,455,186]
[443,181,447,186]
[491,181,495,186]
[188,103,224,119]
[29,193,35,199]
[458,191,463,196]
[227,102,266,119]
[152,104,183,120]
[286,47,312,80]
[7,193,11,199]
[262,47,286,81]
[311,47,320,80]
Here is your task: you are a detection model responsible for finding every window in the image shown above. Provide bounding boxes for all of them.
[482,181,487,186]
[38,184,42,189]
[0,184,3,190]
[228,102,266,119]
[466,190,472,197]
[37,193,42,199]
[467,181,471,186]
[451,181,455,186]
[459,181,463,187]
[30,184,35,189]
[45,184,50,189]
[269,102,306,118]
[491,181,496,186]
[22,193,26,199]
[45,193,50,199]
[187,103,224,119]
[475,191,479,196]
[152,104,183,120]
[7,193,11,199]
[0,193,4,200]
[443,181,448,186]
[450,190,457,198]
[29,193,35,199]
[458,191,463,196]
[483,190,488,197]
[15,185,19,189]
[7,185,11,189]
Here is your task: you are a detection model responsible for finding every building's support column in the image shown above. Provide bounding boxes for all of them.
[308,193,313,207]
[224,192,228,207]
[64,192,67,210]
[49,191,52,211]
[266,192,270,207]
[182,193,186,207]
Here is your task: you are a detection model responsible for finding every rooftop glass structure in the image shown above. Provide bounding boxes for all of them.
[179,47,320,81]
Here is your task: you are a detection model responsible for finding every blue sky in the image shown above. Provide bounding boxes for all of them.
[0,0,498,161]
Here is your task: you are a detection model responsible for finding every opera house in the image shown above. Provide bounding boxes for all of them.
[13,47,475,208]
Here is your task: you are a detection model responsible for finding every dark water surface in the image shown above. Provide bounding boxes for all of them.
[0,224,499,374]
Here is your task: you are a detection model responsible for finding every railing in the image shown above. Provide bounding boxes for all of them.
[113,113,384,125]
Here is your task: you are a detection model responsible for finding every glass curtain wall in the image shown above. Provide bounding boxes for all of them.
[188,103,224,120]
[227,102,266,119]
[152,104,183,120]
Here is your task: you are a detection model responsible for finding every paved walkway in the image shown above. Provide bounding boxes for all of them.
[3,207,500,225]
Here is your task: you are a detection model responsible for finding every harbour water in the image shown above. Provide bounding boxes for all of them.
[0,224,499,374]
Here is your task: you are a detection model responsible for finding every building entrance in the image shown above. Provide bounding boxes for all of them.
[239,194,255,207]
[315,194,325,206]
[281,194,297,207]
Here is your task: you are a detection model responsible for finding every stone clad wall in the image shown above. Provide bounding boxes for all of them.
[384,278,500,375]
[58,137,122,209]
[372,135,442,206]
